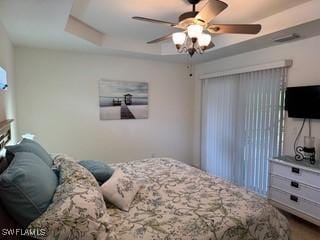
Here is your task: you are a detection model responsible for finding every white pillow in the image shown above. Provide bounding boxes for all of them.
[101,168,141,211]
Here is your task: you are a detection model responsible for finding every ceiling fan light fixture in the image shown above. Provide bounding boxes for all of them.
[187,24,203,39]
[198,33,211,47]
[172,32,186,47]
[133,0,262,58]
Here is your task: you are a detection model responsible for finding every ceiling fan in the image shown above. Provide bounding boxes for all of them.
[132,0,262,57]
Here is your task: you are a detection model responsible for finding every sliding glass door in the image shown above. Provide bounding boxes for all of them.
[201,67,287,196]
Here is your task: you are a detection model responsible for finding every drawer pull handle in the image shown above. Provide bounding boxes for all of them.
[290,195,298,202]
[291,181,299,188]
[292,167,300,174]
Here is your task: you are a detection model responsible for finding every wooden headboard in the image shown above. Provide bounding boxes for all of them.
[0,119,13,150]
[0,119,19,239]
[0,120,48,239]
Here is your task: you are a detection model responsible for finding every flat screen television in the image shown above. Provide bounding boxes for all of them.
[285,85,320,119]
[0,66,7,90]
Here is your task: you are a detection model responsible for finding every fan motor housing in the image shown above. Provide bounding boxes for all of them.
[178,11,205,28]
[187,0,201,5]
[179,11,198,22]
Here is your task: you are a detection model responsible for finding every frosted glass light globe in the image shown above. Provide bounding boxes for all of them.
[172,32,186,45]
[198,33,211,47]
[187,24,203,39]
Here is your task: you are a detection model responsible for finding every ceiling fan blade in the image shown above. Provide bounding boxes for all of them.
[132,16,177,27]
[208,24,262,34]
[147,33,173,44]
[196,0,228,23]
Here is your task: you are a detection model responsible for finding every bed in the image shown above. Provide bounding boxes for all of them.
[106,158,289,239]
[0,153,289,240]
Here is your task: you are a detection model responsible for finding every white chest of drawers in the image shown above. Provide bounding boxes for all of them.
[268,156,320,226]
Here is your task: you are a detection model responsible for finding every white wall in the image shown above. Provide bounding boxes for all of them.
[0,22,17,142]
[14,47,194,164]
[194,35,320,166]
[14,35,320,166]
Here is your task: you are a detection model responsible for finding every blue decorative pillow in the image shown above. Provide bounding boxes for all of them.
[78,160,114,185]
[0,152,58,228]
[5,138,53,167]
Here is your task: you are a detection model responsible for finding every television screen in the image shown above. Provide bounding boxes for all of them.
[285,85,320,119]
[0,66,7,90]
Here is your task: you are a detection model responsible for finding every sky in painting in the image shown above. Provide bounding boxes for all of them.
[99,80,148,98]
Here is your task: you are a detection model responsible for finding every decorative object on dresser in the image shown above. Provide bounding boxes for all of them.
[268,156,320,226]
[292,118,316,164]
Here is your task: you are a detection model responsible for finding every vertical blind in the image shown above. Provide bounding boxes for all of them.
[201,67,287,196]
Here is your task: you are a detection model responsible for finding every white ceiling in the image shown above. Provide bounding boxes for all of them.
[0,0,318,63]
[71,0,310,42]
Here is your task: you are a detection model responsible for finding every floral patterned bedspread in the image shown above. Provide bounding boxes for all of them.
[107,158,289,240]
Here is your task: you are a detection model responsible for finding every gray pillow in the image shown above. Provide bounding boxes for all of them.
[78,160,114,185]
[5,138,53,167]
[0,152,58,228]
[0,157,8,174]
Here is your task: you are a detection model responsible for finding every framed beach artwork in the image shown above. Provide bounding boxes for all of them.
[99,79,149,120]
